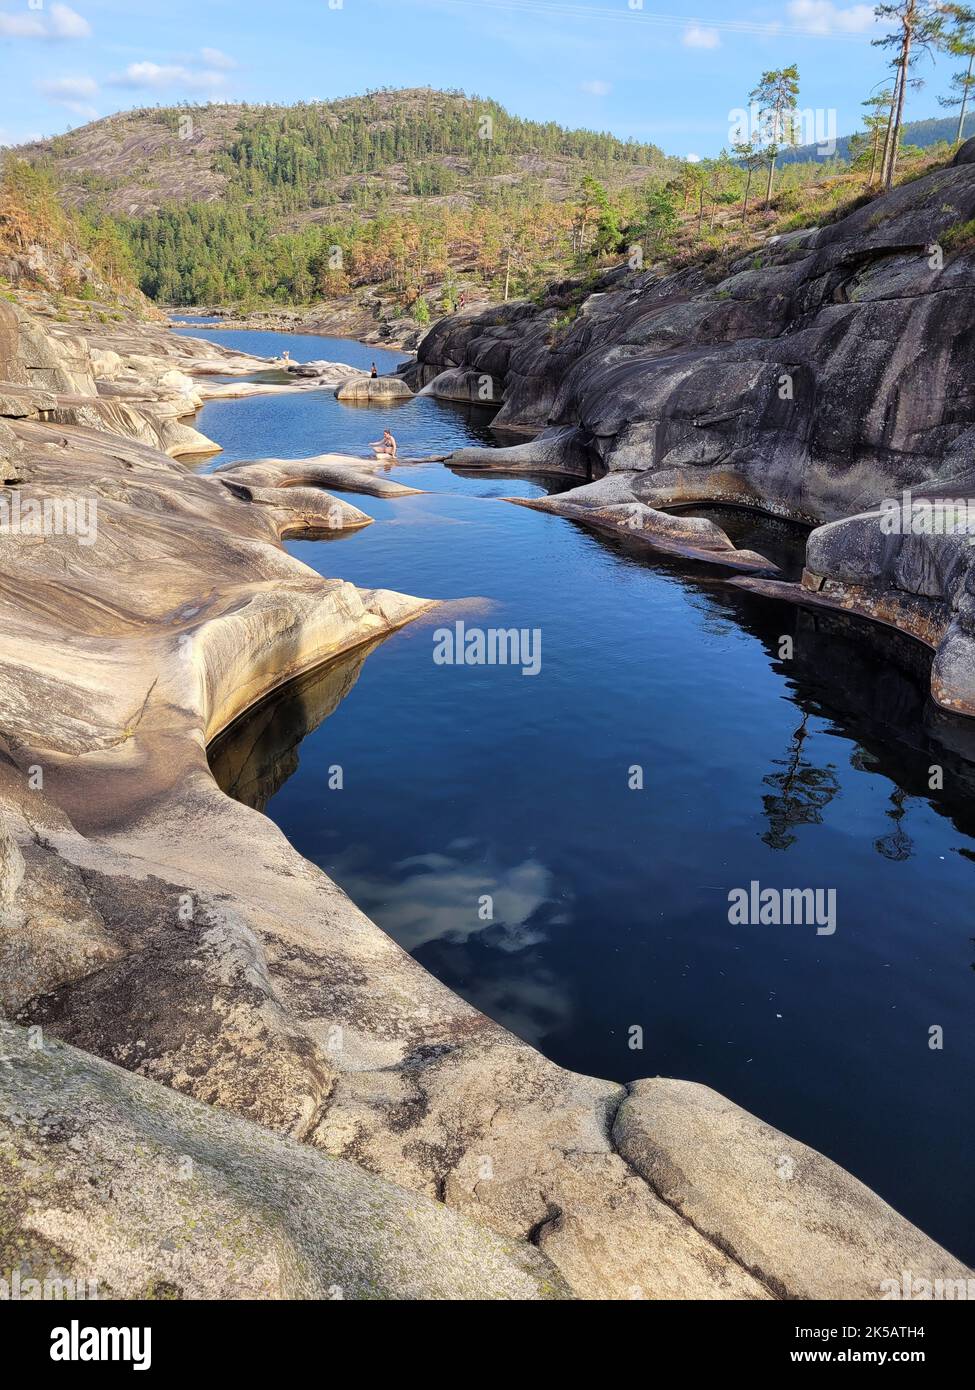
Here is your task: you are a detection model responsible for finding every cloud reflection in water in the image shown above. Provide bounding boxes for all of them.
[326,839,574,1044]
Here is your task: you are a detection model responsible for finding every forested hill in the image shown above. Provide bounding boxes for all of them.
[14,87,945,321]
[13,89,676,307]
[779,114,971,166]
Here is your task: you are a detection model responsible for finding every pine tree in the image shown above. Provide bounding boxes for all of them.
[938,4,975,145]
[750,65,801,208]
[873,2,947,190]
[732,135,765,221]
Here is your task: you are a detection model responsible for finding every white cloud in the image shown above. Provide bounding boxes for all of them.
[200,47,236,70]
[38,74,97,100]
[52,100,98,120]
[0,12,44,38]
[37,74,98,120]
[683,23,721,50]
[580,79,611,97]
[0,3,92,40]
[686,153,702,164]
[49,2,91,38]
[788,1,877,35]
[109,61,227,93]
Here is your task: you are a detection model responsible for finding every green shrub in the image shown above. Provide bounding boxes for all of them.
[942,218,975,257]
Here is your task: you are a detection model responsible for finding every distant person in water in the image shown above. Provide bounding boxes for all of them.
[370,362,378,378]
[371,429,397,458]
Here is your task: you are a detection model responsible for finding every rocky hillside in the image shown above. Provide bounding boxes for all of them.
[416,139,975,716]
[17,90,671,219]
[13,90,674,316]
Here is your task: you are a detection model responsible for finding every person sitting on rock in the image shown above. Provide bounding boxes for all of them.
[370,362,378,378]
[370,429,397,458]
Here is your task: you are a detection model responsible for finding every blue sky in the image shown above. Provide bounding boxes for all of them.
[0,0,963,154]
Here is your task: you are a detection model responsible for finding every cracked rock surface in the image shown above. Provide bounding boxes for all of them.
[0,1022,570,1300]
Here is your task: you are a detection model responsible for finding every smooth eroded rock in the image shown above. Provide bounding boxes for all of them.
[335,376,413,402]
[615,1078,973,1300]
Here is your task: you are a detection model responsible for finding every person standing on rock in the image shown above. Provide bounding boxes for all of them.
[370,429,397,458]
[370,362,379,378]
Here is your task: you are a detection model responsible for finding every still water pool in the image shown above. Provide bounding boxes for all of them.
[190,326,973,1264]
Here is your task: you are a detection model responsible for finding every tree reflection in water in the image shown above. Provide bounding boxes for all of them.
[760,712,841,851]
[874,787,914,862]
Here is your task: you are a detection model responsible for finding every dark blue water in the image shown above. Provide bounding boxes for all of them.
[201,328,974,1265]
